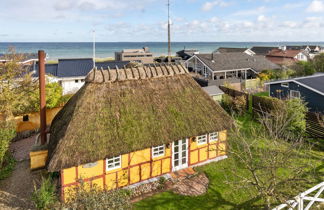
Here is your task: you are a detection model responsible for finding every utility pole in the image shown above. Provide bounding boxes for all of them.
[167,0,171,64]
[93,29,96,69]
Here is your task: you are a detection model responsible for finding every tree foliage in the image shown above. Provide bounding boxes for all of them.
[258,69,295,81]
[27,81,63,113]
[0,48,36,117]
[226,113,315,209]
[313,53,324,72]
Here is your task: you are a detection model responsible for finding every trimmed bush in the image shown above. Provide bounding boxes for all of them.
[64,184,132,210]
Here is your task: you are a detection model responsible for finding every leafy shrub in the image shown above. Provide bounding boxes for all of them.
[64,184,132,210]
[285,99,307,136]
[0,151,16,180]
[0,120,16,165]
[157,177,167,190]
[58,94,73,105]
[31,177,56,209]
[27,82,63,113]
[221,94,246,115]
[258,98,307,139]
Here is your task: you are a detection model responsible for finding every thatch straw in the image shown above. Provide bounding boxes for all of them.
[47,64,233,172]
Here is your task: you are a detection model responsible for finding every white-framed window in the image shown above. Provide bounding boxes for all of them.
[75,80,79,83]
[290,90,300,99]
[197,134,207,145]
[106,155,121,171]
[209,132,219,142]
[152,145,165,158]
[281,83,289,88]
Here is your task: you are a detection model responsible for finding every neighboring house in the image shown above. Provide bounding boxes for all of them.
[266,49,309,66]
[115,47,154,64]
[176,49,199,60]
[0,53,39,65]
[266,74,324,113]
[45,64,233,201]
[33,58,129,95]
[214,47,255,56]
[279,45,324,59]
[202,85,224,102]
[250,46,278,56]
[185,52,280,81]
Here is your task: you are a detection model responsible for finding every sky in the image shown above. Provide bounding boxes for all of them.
[1,0,324,42]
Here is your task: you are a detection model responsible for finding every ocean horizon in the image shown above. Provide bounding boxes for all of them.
[1,42,324,61]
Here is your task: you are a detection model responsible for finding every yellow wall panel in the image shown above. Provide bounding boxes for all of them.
[130,166,140,184]
[78,160,103,180]
[219,130,227,141]
[209,144,217,159]
[92,177,104,190]
[162,158,171,174]
[117,169,129,187]
[129,149,150,166]
[190,150,198,164]
[190,138,198,150]
[122,154,129,168]
[141,163,151,180]
[199,148,208,161]
[218,143,227,156]
[63,167,77,185]
[105,173,117,190]
[152,160,161,177]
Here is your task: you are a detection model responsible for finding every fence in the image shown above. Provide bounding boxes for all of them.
[219,85,250,110]
[306,112,324,139]
[273,182,324,210]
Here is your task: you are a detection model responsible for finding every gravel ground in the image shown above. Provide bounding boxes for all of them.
[10,136,35,161]
[0,136,39,210]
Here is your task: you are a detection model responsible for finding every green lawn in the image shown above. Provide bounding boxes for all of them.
[134,115,324,210]
[253,92,269,97]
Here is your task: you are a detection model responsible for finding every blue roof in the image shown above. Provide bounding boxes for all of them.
[33,59,129,78]
[57,58,93,77]
[34,64,58,77]
[296,75,324,94]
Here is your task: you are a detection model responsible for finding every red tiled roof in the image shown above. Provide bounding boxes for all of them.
[266,49,302,58]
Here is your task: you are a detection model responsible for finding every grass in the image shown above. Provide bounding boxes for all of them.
[253,91,269,97]
[134,114,324,210]
[0,152,16,180]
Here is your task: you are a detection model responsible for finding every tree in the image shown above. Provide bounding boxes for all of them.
[225,112,315,209]
[26,81,63,113]
[0,48,36,165]
[290,61,315,76]
[0,48,37,117]
[313,53,324,72]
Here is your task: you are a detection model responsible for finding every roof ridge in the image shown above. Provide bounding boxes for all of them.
[86,63,189,83]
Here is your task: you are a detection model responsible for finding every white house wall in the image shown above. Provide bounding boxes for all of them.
[61,78,85,95]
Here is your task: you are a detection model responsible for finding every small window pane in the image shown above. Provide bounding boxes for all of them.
[209,132,219,142]
[197,134,207,145]
[152,145,165,158]
[106,155,121,171]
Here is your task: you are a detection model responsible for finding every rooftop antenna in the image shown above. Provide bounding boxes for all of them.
[92,29,96,69]
[167,0,171,64]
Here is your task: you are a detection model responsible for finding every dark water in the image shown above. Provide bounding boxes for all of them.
[1,42,323,60]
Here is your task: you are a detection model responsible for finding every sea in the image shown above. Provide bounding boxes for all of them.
[1,42,324,61]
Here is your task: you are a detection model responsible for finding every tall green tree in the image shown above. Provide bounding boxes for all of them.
[0,48,36,165]
[313,53,324,72]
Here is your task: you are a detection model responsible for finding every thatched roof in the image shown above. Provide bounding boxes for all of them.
[47,64,233,172]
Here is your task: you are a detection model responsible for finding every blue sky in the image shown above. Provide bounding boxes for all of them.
[1,0,324,42]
